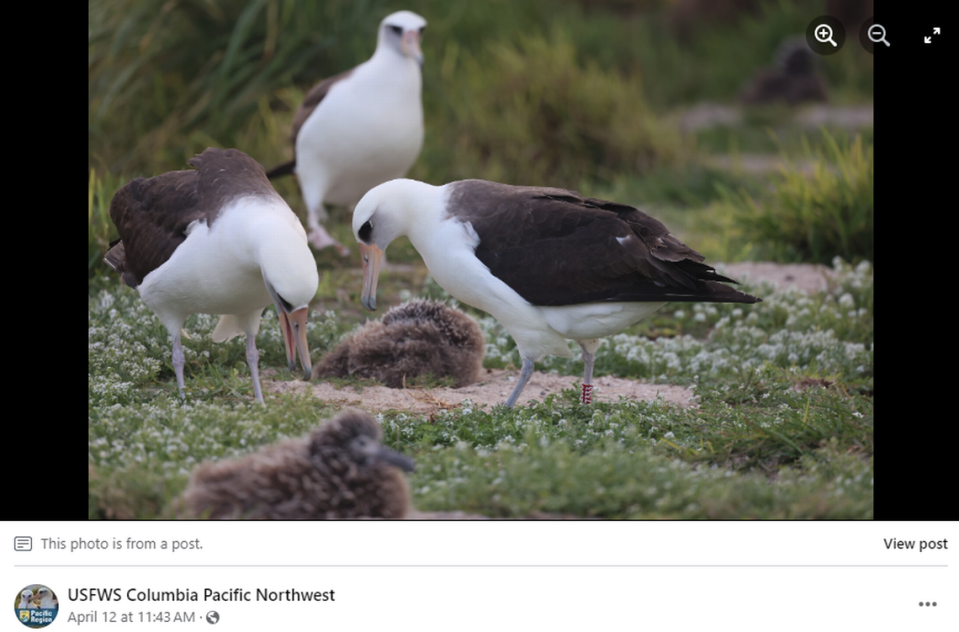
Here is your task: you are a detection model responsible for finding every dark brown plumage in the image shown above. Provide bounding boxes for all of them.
[315,299,484,388]
[106,148,277,289]
[177,409,414,520]
[446,180,759,306]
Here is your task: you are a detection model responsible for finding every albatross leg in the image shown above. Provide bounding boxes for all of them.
[504,357,536,409]
[172,332,186,399]
[246,335,265,403]
[578,339,600,404]
[307,225,351,256]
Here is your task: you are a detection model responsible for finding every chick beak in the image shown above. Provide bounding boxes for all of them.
[359,242,384,311]
[375,445,415,472]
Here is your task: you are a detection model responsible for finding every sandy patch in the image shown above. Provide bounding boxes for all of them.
[265,368,697,413]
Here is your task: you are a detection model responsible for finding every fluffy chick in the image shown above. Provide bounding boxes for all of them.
[316,299,484,388]
[177,409,414,519]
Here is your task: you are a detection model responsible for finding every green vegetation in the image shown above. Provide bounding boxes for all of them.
[89,259,873,519]
[729,132,873,264]
[89,0,873,519]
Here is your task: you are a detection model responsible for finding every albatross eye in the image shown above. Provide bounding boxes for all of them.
[359,220,373,242]
[389,25,402,36]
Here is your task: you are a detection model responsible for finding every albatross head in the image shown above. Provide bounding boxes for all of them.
[259,228,320,380]
[377,10,427,66]
[353,178,436,311]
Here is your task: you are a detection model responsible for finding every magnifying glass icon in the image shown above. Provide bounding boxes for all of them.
[815,24,838,47]
[868,24,890,46]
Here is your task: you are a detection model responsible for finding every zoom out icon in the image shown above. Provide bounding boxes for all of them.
[868,24,890,46]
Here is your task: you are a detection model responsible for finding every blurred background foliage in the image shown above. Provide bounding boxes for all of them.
[89,0,874,276]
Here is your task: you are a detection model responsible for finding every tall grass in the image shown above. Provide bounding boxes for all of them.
[731,132,873,264]
[89,0,390,174]
[90,0,874,179]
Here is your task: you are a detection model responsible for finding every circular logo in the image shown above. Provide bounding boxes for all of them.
[806,16,846,55]
[206,611,220,624]
[14,585,58,628]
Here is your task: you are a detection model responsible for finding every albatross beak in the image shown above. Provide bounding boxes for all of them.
[290,307,312,380]
[402,29,423,66]
[275,304,313,381]
[359,242,384,311]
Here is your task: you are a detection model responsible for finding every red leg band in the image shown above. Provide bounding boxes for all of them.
[581,383,593,404]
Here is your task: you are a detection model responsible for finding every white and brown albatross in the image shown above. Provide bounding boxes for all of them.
[105,147,319,403]
[353,179,762,408]
[265,10,426,254]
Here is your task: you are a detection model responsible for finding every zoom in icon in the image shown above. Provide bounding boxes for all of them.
[806,16,846,55]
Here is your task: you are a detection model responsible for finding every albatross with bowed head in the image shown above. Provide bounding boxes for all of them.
[353,178,761,408]
[105,148,319,403]
[266,10,427,254]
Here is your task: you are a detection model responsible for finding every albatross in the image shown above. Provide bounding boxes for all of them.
[353,178,761,408]
[266,10,426,253]
[105,147,319,403]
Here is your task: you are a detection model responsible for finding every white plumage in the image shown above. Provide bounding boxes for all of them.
[268,10,426,253]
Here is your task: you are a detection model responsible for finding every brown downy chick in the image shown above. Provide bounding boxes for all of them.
[316,299,484,388]
[177,409,413,519]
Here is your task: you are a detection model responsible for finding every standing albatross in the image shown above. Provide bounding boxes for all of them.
[105,147,319,403]
[266,10,426,253]
[353,179,761,408]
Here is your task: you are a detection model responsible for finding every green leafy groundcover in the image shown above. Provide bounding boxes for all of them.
[89,258,872,519]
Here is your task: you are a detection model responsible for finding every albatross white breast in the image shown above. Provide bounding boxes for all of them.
[266,10,426,254]
[105,147,319,403]
[352,178,762,408]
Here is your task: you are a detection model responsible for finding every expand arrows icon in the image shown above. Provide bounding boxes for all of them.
[924,27,941,44]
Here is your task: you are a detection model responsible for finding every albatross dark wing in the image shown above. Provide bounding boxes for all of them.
[107,169,202,288]
[448,180,759,307]
[107,148,274,287]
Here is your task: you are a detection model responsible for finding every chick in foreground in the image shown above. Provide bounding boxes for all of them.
[177,409,414,519]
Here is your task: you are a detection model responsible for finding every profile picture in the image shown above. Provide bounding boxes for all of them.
[14,585,58,628]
